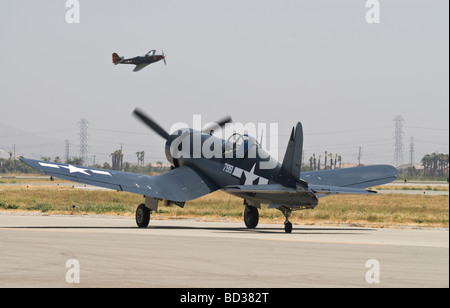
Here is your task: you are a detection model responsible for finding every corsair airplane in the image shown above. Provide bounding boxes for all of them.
[21,109,398,233]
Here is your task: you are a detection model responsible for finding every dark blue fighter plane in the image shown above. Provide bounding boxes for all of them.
[21,109,398,233]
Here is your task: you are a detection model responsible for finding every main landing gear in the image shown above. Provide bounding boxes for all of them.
[243,201,294,233]
[244,204,259,229]
[136,204,151,228]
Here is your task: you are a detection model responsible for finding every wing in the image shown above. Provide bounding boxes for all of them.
[133,63,151,72]
[302,165,398,189]
[20,158,218,202]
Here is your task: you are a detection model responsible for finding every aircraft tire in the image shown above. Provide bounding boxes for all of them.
[284,221,293,233]
[136,204,150,228]
[244,205,259,229]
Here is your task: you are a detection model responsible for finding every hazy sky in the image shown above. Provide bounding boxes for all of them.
[0,0,448,166]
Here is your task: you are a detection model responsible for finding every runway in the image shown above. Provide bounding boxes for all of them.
[0,213,448,288]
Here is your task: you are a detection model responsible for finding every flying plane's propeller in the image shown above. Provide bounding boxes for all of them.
[133,108,170,140]
[162,49,167,65]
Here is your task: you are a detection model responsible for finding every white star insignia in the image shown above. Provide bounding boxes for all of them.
[243,163,260,185]
[60,164,91,176]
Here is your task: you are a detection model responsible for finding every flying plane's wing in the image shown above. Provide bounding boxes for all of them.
[133,63,151,72]
[20,158,218,202]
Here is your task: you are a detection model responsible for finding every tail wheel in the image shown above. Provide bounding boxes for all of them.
[136,204,150,228]
[244,205,259,229]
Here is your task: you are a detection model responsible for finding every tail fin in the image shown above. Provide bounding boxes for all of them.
[112,53,122,64]
[278,122,305,188]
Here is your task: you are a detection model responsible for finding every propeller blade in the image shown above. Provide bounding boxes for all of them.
[133,108,170,140]
[203,115,233,134]
[162,49,167,65]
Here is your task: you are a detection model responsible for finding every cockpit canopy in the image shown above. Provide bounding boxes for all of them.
[145,50,156,57]
[224,133,260,158]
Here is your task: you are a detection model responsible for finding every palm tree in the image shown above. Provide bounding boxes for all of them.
[156,161,163,173]
[328,152,333,169]
[421,154,432,176]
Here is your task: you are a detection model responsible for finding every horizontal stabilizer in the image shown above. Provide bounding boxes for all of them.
[309,184,377,196]
[223,184,298,194]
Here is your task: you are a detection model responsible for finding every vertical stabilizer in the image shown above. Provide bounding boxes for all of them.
[278,122,304,187]
[112,53,123,64]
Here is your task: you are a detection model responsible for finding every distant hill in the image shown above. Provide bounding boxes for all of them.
[0,123,64,160]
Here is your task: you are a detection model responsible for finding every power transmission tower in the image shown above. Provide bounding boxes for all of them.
[409,136,415,166]
[393,115,404,167]
[79,119,89,166]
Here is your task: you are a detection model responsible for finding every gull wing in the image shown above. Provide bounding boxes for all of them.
[20,158,218,202]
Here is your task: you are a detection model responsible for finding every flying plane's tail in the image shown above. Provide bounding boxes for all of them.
[112,53,123,64]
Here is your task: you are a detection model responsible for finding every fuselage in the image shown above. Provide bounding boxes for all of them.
[163,129,319,208]
[122,54,165,65]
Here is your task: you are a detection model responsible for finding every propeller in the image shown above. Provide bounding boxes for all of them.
[162,49,167,65]
[203,115,233,135]
[133,108,170,140]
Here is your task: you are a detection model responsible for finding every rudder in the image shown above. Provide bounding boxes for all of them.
[278,122,304,188]
[112,53,122,64]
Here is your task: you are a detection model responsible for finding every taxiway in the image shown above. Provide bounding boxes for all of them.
[0,213,448,288]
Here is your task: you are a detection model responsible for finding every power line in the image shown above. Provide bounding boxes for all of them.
[405,125,449,132]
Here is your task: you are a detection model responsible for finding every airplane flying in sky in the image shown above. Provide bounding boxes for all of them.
[21,109,398,233]
[112,50,167,72]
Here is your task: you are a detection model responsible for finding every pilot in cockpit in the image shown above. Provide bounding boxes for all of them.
[224,133,258,158]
